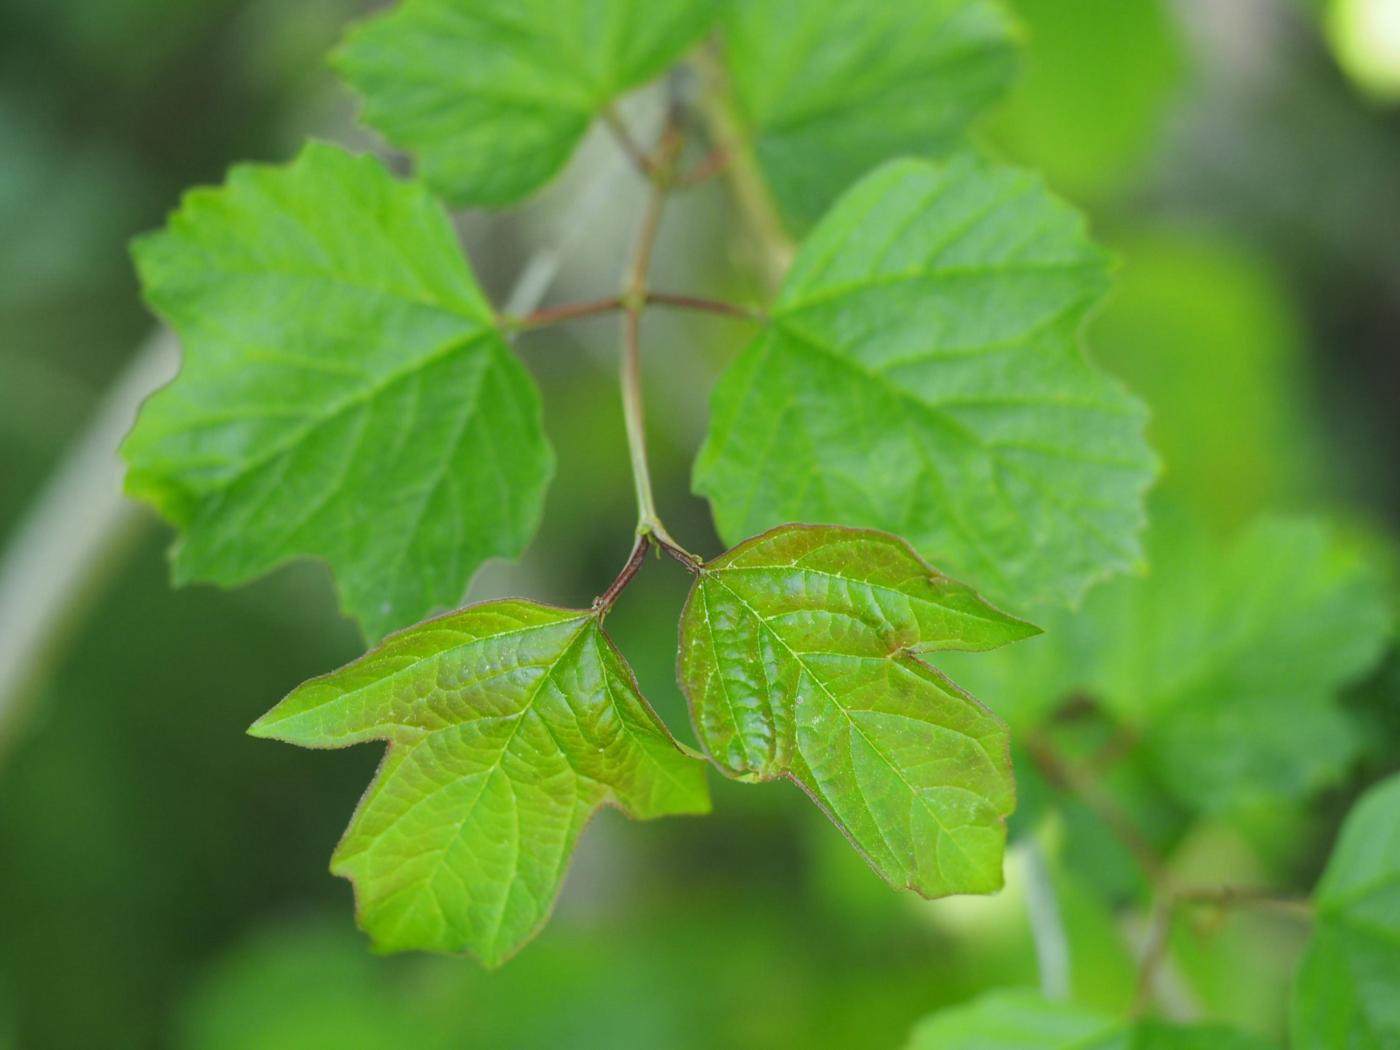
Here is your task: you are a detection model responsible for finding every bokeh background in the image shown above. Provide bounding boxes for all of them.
[2,0,1399,1047]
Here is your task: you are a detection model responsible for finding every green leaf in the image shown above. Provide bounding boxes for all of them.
[940,506,1393,811]
[905,990,1122,1050]
[677,523,1037,897]
[123,143,553,640]
[1292,772,1400,1050]
[335,0,718,207]
[906,990,1277,1050]
[1089,231,1323,529]
[695,155,1157,610]
[1092,511,1392,811]
[721,0,1018,230]
[250,599,710,964]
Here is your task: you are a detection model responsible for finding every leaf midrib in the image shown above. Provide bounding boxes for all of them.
[704,571,989,879]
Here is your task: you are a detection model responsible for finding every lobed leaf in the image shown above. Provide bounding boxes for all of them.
[695,155,1157,611]
[906,989,1277,1050]
[941,506,1393,811]
[1292,772,1400,1049]
[124,143,552,640]
[677,523,1037,897]
[1088,510,1391,811]
[335,0,719,207]
[722,0,1018,230]
[251,599,710,964]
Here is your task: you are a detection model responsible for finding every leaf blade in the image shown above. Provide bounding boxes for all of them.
[123,142,553,639]
[335,0,719,206]
[696,155,1157,610]
[1292,772,1400,1050]
[678,523,1034,897]
[252,599,710,964]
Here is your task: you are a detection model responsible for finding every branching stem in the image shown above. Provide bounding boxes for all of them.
[601,105,657,180]
[678,145,730,187]
[605,110,703,601]
[1026,730,1168,882]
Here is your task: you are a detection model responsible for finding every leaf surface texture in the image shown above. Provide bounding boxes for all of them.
[723,0,1017,229]
[125,143,552,639]
[696,156,1156,609]
[252,599,710,963]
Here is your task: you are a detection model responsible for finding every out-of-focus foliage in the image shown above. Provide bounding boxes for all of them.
[1292,773,1400,1049]
[336,0,718,206]
[905,988,1276,1050]
[721,0,1017,230]
[990,0,1185,203]
[1326,0,1400,101]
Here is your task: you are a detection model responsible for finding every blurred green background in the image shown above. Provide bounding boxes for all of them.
[2,1,1399,1047]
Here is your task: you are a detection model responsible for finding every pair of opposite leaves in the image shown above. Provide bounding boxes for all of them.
[251,524,1037,965]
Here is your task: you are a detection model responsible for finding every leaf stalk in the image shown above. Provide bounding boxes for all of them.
[615,117,699,569]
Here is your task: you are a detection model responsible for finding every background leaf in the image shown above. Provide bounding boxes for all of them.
[677,524,1035,897]
[721,0,1017,231]
[906,989,1278,1049]
[1292,772,1400,1049]
[1094,512,1392,812]
[942,505,1393,812]
[251,599,710,964]
[989,0,1185,203]
[336,0,718,206]
[124,142,553,640]
[695,155,1156,611]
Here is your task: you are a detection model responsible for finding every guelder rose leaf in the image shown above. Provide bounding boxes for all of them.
[123,143,552,640]
[336,0,718,206]
[695,155,1157,609]
[1292,772,1400,1049]
[677,524,1037,897]
[250,599,710,964]
[722,0,1018,230]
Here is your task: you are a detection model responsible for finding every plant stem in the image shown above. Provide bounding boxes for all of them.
[594,533,651,614]
[615,122,701,567]
[678,145,730,187]
[509,291,761,332]
[1134,883,1312,1014]
[0,328,177,762]
[601,105,658,180]
[646,290,761,322]
[692,45,794,291]
[1026,729,1168,882]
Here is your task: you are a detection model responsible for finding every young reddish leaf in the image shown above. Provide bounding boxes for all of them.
[677,524,1037,897]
